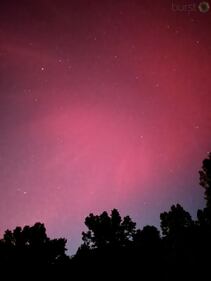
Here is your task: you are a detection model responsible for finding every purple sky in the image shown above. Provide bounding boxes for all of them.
[0,0,211,253]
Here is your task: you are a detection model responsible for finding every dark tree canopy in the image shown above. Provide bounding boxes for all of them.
[0,222,68,266]
[0,152,211,280]
[133,225,160,245]
[160,204,193,237]
[82,209,136,249]
[199,152,211,208]
[133,225,161,258]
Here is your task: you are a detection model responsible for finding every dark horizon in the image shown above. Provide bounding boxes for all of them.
[0,151,211,280]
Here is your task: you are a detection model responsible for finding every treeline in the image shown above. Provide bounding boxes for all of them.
[0,153,211,279]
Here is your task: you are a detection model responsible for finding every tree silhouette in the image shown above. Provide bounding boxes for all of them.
[0,222,68,266]
[0,152,211,279]
[82,209,136,250]
[133,225,161,262]
[197,152,211,230]
[160,204,197,279]
[131,225,162,278]
[199,152,211,207]
[133,225,160,248]
[160,204,193,237]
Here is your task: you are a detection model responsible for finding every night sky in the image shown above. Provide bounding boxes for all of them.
[0,0,211,253]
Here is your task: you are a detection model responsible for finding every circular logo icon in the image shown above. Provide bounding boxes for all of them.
[198,1,210,13]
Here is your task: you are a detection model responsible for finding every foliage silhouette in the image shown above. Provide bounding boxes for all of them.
[199,152,211,207]
[82,208,136,250]
[197,152,211,232]
[0,153,211,280]
[133,225,161,250]
[160,204,193,237]
[0,222,68,266]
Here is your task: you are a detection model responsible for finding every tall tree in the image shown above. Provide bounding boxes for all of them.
[160,204,193,237]
[199,152,211,208]
[0,222,68,265]
[197,153,211,228]
[82,209,136,250]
